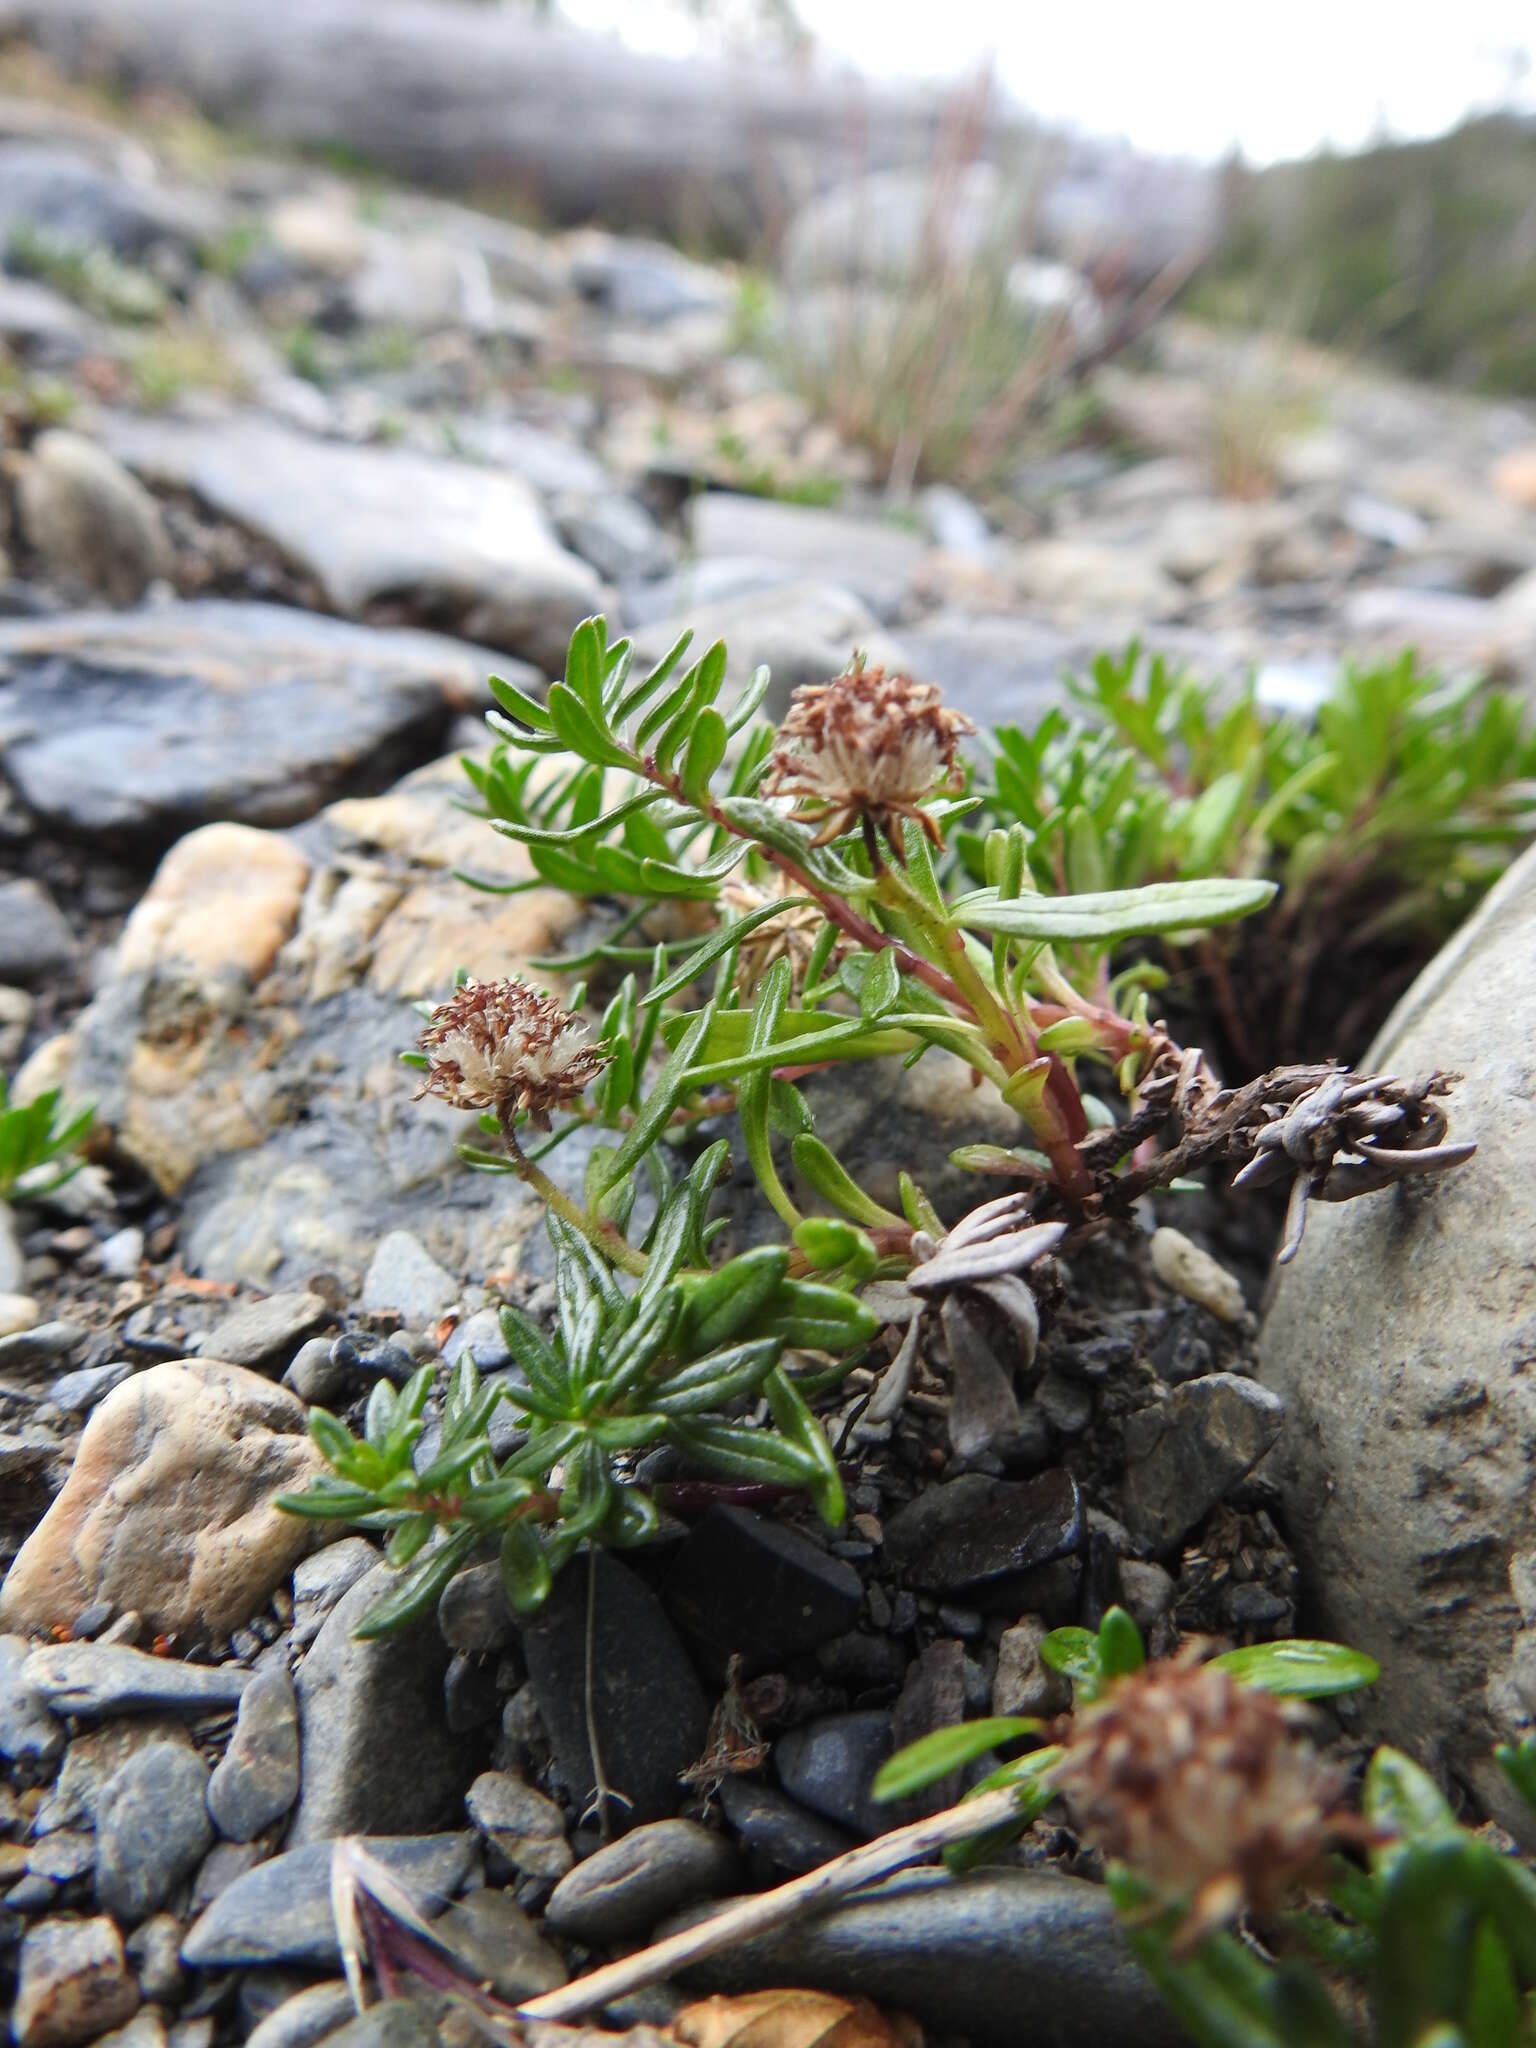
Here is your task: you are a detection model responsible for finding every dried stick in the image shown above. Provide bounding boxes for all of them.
[515,1782,1021,2024]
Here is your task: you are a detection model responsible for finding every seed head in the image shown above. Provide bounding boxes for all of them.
[1051,1655,1349,1949]
[718,871,846,997]
[415,977,609,1132]
[761,658,974,864]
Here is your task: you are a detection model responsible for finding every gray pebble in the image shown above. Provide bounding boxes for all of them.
[544,1818,739,1945]
[207,1291,331,1373]
[465,1769,571,1880]
[246,1982,355,2048]
[95,1740,214,1923]
[22,1644,251,1718]
[182,1833,476,1968]
[125,1912,185,2004]
[1121,1374,1286,1552]
[207,1664,300,1842]
[774,1712,893,1839]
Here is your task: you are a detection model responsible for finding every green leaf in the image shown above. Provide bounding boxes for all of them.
[680,706,729,806]
[873,1717,1041,1801]
[736,957,801,1231]
[724,662,773,734]
[1364,1747,1461,1866]
[564,615,606,719]
[649,1337,783,1414]
[1209,1639,1380,1700]
[1040,1626,1104,1701]
[545,682,633,769]
[859,946,901,1022]
[763,1364,844,1526]
[593,1003,715,1196]
[487,671,553,731]
[755,1277,879,1353]
[1097,1606,1145,1680]
[676,1245,791,1354]
[952,875,1277,943]
[309,1407,360,1470]
[669,1418,821,1490]
[641,896,817,1007]
[354,1526,480,1637]
[792,1216,878,1285]
[789,1133,903,1227]
[1374,1837,1487,2048]
[500,1519,553,1615]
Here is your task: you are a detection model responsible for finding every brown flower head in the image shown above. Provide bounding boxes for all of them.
[415,977,609,1132]
[1050,1655,1350,1950]
[761,657,975,865]
[717,870,849,997]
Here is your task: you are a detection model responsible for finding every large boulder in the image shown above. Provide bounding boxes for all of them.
[1260,842,1536,1826]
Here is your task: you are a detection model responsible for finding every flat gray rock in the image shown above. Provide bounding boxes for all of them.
[1121,1373,1285,1553]
[95,1740,214,1923]
[0,139,221,256]
[671,1866,1179,2048]
[103,411,602,670]
[686,493,927,621]
[206,1664,300,1842]
[0,601,502,848]
[287,1562,469,1843]
[205,1291,331,1374]
[0,1634,65,1769]
[180,1832,475,1967]
[21,1643,252,1717]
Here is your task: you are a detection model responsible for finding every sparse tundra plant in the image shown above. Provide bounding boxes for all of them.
[285,617,1478,1628]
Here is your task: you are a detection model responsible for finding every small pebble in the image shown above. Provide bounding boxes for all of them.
[1150,1227,1247,1325]
[0,1293,40,1338]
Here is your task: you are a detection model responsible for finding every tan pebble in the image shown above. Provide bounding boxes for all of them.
[116,824,310,982]
[1150,1226,1247,1324]
[0,1292,39,1336]
[0,1358,322,1641]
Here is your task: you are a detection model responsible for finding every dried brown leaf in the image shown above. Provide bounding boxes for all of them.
[672,1989,920,2048]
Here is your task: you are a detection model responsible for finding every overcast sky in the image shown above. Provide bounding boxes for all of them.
[561,0,1536,163]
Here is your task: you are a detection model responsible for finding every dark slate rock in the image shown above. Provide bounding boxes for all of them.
[0,604,476,850]
[902,1469,1085,1606]
[95,1740,214,1923]
[288,1563,472,1843]
[718,1777,858,1875]
[661,1506,862,1678]
[543,1819,739,1945]
[180,1833,476,1968]
[206,1664,300,1842]
[671,1867,1180,2048]
[22,1643,251,1717]
[521,1552,708,1832]
[773,1711,893,1840]
[0,1321,88,1375]
[1121,1374,1286,1552]
[205,1292,331,1374]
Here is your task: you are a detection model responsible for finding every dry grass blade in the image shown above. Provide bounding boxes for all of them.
[515,1783,1022,2025]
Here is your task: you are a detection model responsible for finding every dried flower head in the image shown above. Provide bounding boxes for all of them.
[761,657,975,864]
[718,871,848,997]
[415,977,609,1132]
[1050,1655,1350,1950]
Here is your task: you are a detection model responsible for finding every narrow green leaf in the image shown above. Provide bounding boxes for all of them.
[763,1364,844,1525]
[676,1245,791,1354]
[873,1718,1041,1801]
[953,876,1277,943]
[1210,1640,1379,1700]
[789,1133,903,1227]
[593,1003,715,1196]
[1097,1606,1145,1680]
[642,897,816,1008]
[354,1526,480,1637]
[500,1519,553,1615]
[681,705,729,806]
